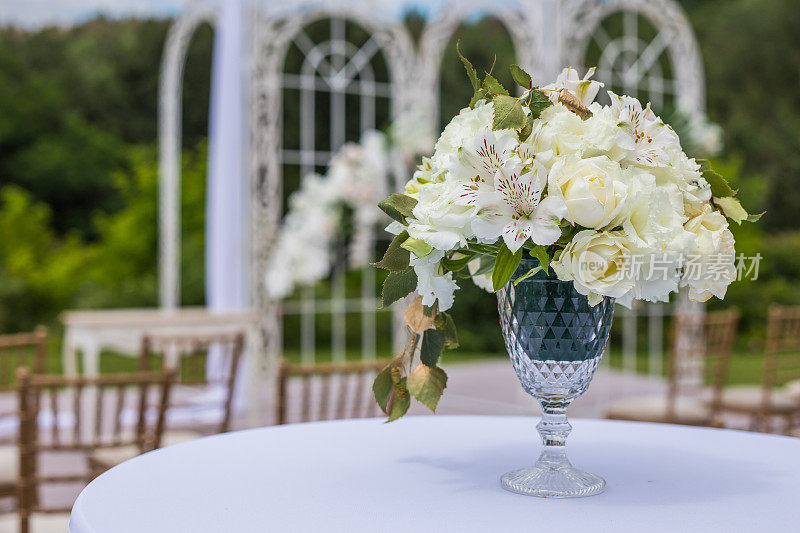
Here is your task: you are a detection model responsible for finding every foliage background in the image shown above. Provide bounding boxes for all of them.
[0,0,797,358]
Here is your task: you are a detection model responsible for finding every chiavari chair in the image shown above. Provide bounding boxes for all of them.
[719,304,800,433]
[276,359,389,425]
[0,327,48,501]
[607,309,739,427]
[88,332,244,474]
[7,368,174,533]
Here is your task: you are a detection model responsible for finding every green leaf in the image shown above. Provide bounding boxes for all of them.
[378,193,418,223]
[470,87,489,109]
[482,73,508,96]
[528,244,551,274]
[407,364,448,413]
[492,242,523,291]
[437,312,459,349]
[372,367,393,414]
[513,266,542,285]
[372,231,410,271]
[715,196,749,224]
[519,113,534,141]
[456,41,479,92]
[528,89,552,120]
[509,64,532,89]
[381,267,417,308]
[387,377,410,422]
[373,359,403,414]
[492,94,526,131]
[400,237,433,258]
[472,255,495,276]
[747,211,765,223]
[702,168,735,199]
[420,329,446,367]
[441,252,473,273]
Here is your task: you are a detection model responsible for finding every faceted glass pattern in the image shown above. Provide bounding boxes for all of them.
[496,258,614,498]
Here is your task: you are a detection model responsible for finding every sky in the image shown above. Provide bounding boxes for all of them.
[0,0,186,28]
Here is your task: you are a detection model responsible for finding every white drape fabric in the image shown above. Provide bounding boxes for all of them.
[206,0,248,406]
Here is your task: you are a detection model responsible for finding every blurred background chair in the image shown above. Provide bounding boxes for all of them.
[718,304,800,433]
[276,360,388,425]
[0,327,48,506]
[606,309,739,426]
[7,369,174,533]
[87,332,243,474]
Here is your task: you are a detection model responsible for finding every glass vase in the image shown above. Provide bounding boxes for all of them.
[496,258,614,498]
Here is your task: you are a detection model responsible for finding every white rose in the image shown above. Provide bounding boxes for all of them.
[431,100,496,167]
[681,206,736,301]
[684,205,729,251]
[548,155,629,229]
[538,103,587,156]
[406,180,475,250]
[552,230,637,305]
[660,152,712,217]
[582,104,620,157]
[621,170,695,253]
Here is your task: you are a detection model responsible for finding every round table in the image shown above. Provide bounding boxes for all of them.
[70,416,800,532]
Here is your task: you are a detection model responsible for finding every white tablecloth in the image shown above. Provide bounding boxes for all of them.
[70,416,800,532]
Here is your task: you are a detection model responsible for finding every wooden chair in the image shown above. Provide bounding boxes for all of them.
[276,360,389,425]
[88,332,244,474]
[607,309,739,427]
[0,327,48,502]
[8,368,174,533]
[718,304,800,433]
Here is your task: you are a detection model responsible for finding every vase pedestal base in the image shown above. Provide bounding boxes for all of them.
[500,464,606,498]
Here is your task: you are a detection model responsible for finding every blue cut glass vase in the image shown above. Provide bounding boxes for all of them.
[496,258,614,498]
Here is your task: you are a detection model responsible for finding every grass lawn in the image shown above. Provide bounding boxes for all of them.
[37,334,767,387]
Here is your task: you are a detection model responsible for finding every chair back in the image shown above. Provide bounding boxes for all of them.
[16,369,174,530]
[0,327,47,393]
[764,304,800,388]
[668,309,739,424]
[276,360,388,425]
[140,332,244,433]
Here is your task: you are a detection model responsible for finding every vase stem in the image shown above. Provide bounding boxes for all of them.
[537,401,572,448]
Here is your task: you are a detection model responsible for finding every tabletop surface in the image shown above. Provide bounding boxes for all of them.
[61,306,256,327]
[69,416,800,533]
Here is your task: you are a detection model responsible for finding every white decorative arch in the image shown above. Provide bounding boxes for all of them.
[157,1,709,409]
[158,0,217,310]
[560,0,705,113]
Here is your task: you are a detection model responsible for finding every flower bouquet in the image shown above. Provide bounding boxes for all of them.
[371,50,759,497]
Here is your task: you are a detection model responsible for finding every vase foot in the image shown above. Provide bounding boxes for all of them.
[500,464,606,498]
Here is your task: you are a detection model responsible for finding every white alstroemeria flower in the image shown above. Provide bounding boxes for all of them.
[548,154,629,229]
[411,250,459,311]
[542,66,604,106]
[609,93,680,167]
[448,127,519,206]
[406,180,474,250]
[516,122,554,168]
[472,160,568,252]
